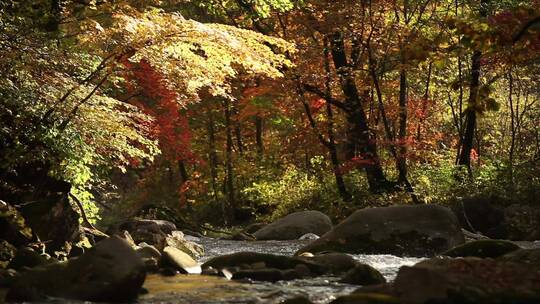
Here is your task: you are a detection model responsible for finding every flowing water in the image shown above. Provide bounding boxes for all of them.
[139,236,424,304]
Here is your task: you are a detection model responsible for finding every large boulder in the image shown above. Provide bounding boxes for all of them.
[6,236,146,302]
[443,239,520,258]
[297,205,465,256]
[390,257,540,304]
[253,211,332,240]
[452,196,506,239]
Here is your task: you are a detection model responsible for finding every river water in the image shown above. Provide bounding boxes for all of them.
[139,236,424,304]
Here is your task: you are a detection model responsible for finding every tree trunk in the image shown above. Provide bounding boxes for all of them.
[326,103,352,201]
[329,31,389,192]
[206,110,219,204]
[233,104,244,154]
[320,37,351,201]
[457,50,481,175]
[397,66,408,184]
[223,99,235,223]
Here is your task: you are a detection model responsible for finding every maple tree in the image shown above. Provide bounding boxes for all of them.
[1,0,539,225]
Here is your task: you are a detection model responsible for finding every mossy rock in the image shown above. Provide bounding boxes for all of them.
[340,264,386,286]
[330,293,400,304]
[442,239,520,258]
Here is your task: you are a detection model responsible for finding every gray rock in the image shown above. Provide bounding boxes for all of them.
[136,243,162,260]
[6,236,146,302]
[254,211,332,241]
[165,231,204,259]
[162,246,201,274]
[297,205,465,257]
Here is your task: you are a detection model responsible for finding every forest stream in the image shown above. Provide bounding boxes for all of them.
[141,237,424,304]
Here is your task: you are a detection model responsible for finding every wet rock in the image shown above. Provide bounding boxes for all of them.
[253,211,332,241]
[330,293,400,304]
[299,233,319,240]
[137,243,162,260]
[6,236,146,302]
[232,268,292,282]
[202,252,325,275]
[137,243,162,272]
[339,264,386,286]
[0,240,16,268]
[162,246,201,274]
[306,252,358,274]
[165,230,204,259]
[297,205,464,257]
[443,239,520,258]
[499,248,540,265]
[391,257,540,304]
[201,266,219,276]
[7,247,53,270]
